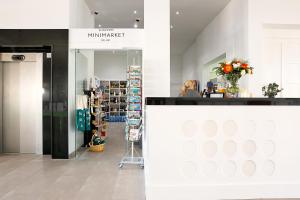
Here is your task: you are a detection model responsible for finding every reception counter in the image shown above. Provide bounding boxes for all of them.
[144,98,300,200]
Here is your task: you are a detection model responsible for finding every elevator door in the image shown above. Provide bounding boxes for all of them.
[3,62,20,152]
[1,53,43,154]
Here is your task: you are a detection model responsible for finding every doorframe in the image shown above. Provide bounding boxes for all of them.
[263,27,300,97]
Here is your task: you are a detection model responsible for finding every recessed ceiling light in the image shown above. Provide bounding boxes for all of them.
[134,10,137,14]
[176,11,180,15]
[134,18,140,28]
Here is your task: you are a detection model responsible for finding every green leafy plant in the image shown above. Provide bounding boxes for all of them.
[262,83,283,98]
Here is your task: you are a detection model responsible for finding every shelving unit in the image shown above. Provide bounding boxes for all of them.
[83,87,106,146]
[100,80,127,122]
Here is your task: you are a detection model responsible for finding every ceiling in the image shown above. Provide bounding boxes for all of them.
[171,0,231,55]
[85,0,144,28]
[85,0,230,55]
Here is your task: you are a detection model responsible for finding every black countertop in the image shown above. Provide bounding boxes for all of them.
[145,97,300,106]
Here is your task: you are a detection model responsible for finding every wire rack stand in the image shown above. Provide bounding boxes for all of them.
[119,140,144,168]
[119,65,143,169]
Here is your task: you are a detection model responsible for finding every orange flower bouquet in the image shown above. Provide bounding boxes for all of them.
[214,59,253,97]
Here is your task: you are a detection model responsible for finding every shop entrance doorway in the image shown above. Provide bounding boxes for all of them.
[74,49,143,167]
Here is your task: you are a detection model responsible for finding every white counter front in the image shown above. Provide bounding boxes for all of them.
[144,98,300,200]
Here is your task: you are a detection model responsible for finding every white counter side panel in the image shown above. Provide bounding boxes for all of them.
[145,105,300,200]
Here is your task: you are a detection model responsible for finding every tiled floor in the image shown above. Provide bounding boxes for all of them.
[0,123,145,200]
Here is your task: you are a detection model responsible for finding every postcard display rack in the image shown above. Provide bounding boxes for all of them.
[119,65,143,168]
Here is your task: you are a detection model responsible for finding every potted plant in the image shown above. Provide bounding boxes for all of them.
[214,59,254,97]
[262,83,283,98]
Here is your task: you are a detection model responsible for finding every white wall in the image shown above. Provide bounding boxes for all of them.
[182,43,197,82]
[262,28,300,96]
[182,0,249,90]
[144,0,170,97]
[81,50,95,79]
[171,55,183,97]
[181,0,300,96]
[69,0,95,28]
[0,0,94,29]
[0,0,70,28]
[248,0,300,96]
[94,52,127,80]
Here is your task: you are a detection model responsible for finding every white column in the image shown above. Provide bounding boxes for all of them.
[144,0,171,97]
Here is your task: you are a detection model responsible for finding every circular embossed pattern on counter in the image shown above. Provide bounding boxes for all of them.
[181,120,198,138]
[202,120,218,138]
[223,120,238,137]
[242,160,256,177]
[222,160,237,177]
[262,120,276,137]
[223,140,237,157]
[202,161,218,177]
[262,160,276,176]
[182,141,197,156]
[244,120,256,137]
[263,140,276,156]
[243,140,257,157]
[182,161,198,178]
[203,141,218,158]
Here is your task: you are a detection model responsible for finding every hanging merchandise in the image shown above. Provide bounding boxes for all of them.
[76,108,91,132]
[76,109,86,132]
[90,76,101,90]
[81,84,107,147]
[85,109,91,131]
[76,95,88,109]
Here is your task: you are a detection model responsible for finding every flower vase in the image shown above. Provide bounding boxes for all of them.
[226,79,239,98]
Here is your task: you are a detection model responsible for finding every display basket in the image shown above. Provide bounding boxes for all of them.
[89,143,105,152]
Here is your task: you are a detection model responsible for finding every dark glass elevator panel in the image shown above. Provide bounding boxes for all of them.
[0,30,69,159]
